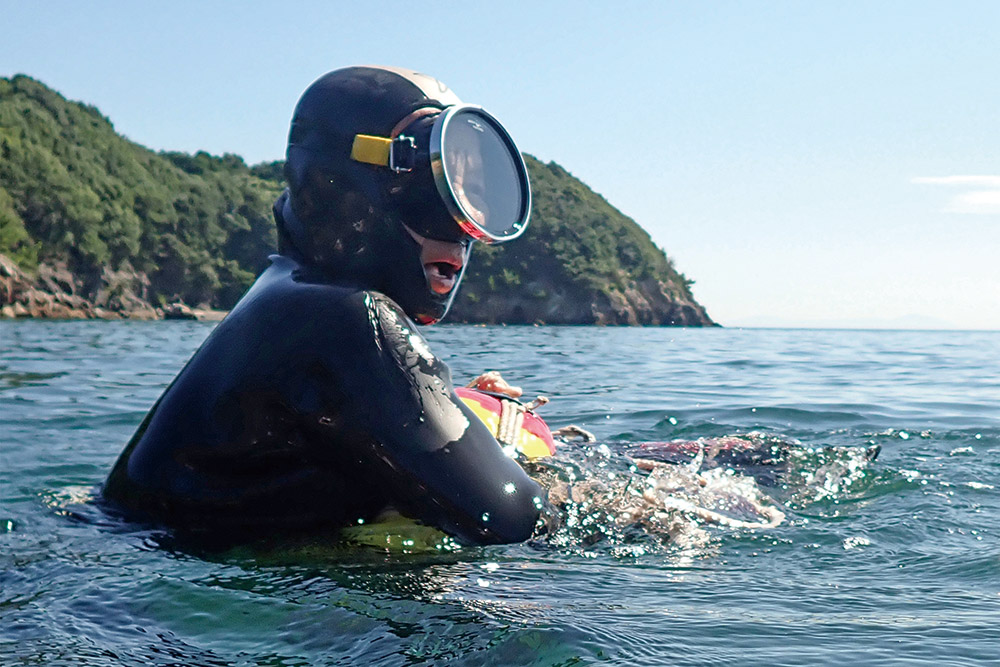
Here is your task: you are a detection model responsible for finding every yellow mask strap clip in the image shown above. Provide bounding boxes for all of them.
[350,135,392,167]
[351,134,416,172]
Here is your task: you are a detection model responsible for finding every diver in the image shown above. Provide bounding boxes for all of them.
[103,66,552,545]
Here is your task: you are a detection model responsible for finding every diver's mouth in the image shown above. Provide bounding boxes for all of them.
[425,259,462,294]
[402,223,467,295]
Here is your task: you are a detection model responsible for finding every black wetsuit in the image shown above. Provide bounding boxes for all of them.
[103,255,545,545]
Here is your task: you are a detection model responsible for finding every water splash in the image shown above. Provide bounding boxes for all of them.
[524,439,790,557]
[777,444,882,509]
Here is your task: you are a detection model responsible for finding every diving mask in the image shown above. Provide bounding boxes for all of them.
[350,105,531,244]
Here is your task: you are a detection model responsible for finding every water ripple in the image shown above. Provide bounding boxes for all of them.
[2,322,998,665]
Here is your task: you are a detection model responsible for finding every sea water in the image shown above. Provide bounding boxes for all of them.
[1,321,997,666]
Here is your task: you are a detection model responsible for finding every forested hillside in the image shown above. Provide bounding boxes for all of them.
[0,75,714,325]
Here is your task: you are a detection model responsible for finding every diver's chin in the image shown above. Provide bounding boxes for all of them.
[413,304,445,325]
[413,290,452,326]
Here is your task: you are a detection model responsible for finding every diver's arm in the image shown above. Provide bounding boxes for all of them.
[325,292,545,545]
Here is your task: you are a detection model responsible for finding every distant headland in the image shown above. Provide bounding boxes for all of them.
[0,75,714,326]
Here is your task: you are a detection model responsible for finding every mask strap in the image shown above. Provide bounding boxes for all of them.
[390,106,441,138]
[350,107,444,168]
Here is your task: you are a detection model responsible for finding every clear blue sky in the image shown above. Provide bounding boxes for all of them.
[3,1,998,329]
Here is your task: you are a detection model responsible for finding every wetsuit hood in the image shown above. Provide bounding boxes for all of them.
[279,66,471,324]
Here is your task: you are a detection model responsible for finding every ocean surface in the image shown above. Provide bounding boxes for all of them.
[1,321,997,666]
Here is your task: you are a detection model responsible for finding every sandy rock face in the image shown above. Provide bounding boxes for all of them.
[450,274,715,326]
[0,254,229,321]
[0,254,158,320]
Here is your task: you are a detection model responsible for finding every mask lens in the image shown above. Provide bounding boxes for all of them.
[440,108,529,241]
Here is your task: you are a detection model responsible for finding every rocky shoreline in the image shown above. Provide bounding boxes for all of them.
[0,254,226,322]
[1,253,713,326]
[450,276,715,326]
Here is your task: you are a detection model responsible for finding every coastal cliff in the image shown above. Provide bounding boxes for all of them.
[1,75,715,325]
